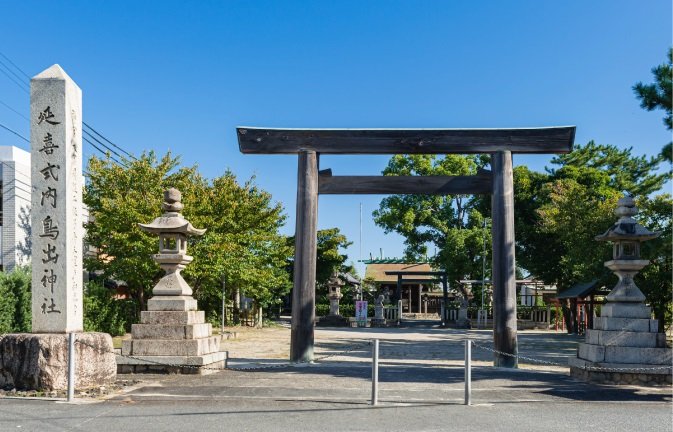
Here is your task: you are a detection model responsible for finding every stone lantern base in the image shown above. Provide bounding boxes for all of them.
[116,298,226,375]
[569,302,672,386]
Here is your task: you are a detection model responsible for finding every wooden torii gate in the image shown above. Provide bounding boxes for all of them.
[238,126,575,367]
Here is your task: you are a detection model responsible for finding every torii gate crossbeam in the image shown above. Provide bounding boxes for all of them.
[238,126,575,368]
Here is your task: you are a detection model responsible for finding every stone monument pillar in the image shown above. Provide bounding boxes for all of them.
[0,65,116,391]
[117,188,226,373]
[569,196,672,385]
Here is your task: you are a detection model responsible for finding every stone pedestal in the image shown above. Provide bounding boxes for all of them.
[0,333,116,390]
[371,301,386,327]
[456,306,471,329]
[117,301,226,375]
[569,302,671,385]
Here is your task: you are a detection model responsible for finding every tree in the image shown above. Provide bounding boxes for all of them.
[315,228,353,286]
[635,194,672,332]
[84,151,202,312]
[183,172,292,316]
[84,152,292,322]
[633,48,672,163]
[373,154,491,285]
[514,142,671,331]
[286,227,353,303]
[548,141,669,196]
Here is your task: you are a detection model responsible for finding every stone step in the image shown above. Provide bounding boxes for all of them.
[147,296,198,312]
[600,303,652,319]
[578,343,672,364]
[140,310,205,325]
[585,329,665,348]
[569,357,673,375]
[122,336,220,357]
[131,323,212,340]
[116,351,227,367]
[592,317,658,333]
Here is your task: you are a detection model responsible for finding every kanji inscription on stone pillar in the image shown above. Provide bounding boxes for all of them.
[30,64,83,333]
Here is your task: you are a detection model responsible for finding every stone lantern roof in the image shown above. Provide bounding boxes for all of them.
[138,188,206,236]
[594,196,659,242]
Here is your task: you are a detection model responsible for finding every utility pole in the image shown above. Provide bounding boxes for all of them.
[359,202,363,301]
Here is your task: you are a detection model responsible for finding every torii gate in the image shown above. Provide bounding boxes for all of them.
[238,126,575,367]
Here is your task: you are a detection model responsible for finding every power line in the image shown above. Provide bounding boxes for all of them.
[0,98,29,121]
[0,56,29,88]
[0,120,29,143]
[0,60,29,94]
[83,136,124,167]
[0,51,136,161]
[83,122,136,160]
[0,51,30,79]
[83,128,124,160]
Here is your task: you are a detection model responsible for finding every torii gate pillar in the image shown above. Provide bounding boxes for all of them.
[290,151,318,362]
[491,151,518,367]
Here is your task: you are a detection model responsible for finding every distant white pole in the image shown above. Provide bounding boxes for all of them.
[359,202,362,265]
[482,218,486,312]
[360,202,363,301]
[67,332,75,402]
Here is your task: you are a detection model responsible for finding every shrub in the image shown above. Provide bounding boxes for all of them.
[83,281,138,336]
[316,302,375,317]
[0,267,31,333]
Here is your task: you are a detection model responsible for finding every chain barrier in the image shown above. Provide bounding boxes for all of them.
[74,338,373,373]
[472,341,673,373]
[2,332,670,375]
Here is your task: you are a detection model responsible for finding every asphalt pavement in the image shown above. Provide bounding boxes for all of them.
[1,324,671,431]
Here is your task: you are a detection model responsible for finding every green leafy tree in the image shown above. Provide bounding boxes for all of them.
[548,141,669,196]
[373,154,491,285]
[84,151,205,312]
[635,194,672,332]
[286,227,353,303]
[515,142,671,331]
[84,152,292,322]
[633,48,672,163]
[185,173,292,315]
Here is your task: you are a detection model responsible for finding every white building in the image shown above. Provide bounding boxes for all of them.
[0,146,32,271]
[0,145,90,273]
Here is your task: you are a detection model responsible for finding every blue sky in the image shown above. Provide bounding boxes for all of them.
[0,1,671,275]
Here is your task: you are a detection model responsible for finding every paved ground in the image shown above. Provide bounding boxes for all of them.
[1,322,671,431]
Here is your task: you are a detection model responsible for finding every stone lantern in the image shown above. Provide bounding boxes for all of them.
[569,195,671,385]
[594,196,659,304]
[317,272,349,327]
[327,272,344,316]
[138,188,205,304]
[117,188,226,374]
